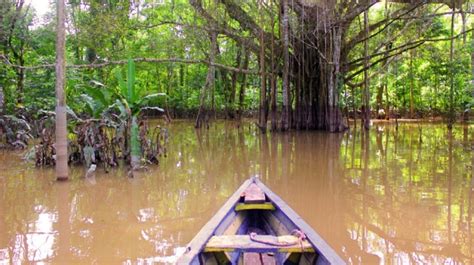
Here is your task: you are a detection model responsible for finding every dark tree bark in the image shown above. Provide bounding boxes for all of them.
[270,0,277,131]
[376,84,383,118]
[238,46,250,119]
[281,0,290,131]
[227,46,242,119]
[470,5,473,122]
[363,9,371,130]
[409,50,415,119]
[196,30,217,128]
[258,0,267,132]
[448,0,455,129]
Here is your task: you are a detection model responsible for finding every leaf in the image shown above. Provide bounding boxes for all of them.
[84,87,107,107]
[66,106,82,121]
[38,110,55,116]
[3,115,31,131]
[137,93,166,105]
[109,99,128,118]
[115,69,127,100]
[130,116,141,162]
[90,80,105,87]
[140,106,165,113]
[127,58,136,103]
[80,94,98,116]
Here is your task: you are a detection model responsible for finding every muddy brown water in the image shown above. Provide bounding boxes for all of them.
[0,121,473,264]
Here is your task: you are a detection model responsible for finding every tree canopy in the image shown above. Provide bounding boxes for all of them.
[0,0,472,132]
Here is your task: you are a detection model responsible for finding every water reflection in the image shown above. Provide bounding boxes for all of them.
[0,121,473,264]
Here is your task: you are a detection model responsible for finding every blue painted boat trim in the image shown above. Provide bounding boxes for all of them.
[176,178,253,264]
[177,177,346,264]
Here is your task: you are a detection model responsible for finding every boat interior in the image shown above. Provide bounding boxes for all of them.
[197,183,325,265]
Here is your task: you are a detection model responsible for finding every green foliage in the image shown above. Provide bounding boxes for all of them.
[0,0,472,123]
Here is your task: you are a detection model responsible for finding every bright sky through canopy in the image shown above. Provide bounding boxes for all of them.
[28,0,50,17]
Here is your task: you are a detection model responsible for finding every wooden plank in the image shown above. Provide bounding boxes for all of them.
[243,253,277,265]
[261,212,288,264]
[263,211,292,235]
[254,178,346,265]
[223,212,247,235]
[243,183,265,203]
[223,212,248,264]
[177,179,254,264]
[204,235,314,253]
[235,202,275,211]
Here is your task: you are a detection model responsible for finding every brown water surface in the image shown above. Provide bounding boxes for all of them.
[0,121,473,264]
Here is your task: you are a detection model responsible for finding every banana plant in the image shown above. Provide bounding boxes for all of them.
[80,59,165,169]
[113,59,165,169]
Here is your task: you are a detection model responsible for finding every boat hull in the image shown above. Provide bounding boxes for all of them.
[177,177,345,265]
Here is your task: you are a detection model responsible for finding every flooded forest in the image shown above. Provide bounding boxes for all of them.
[0,0,474,264]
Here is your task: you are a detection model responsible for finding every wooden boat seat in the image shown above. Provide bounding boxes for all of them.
[235,202,275,211]
[236,183,275,212]
[243,183,266,203]
[204,235,314,253]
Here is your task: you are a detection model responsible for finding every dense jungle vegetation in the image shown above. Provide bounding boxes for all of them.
[0,0,473,172]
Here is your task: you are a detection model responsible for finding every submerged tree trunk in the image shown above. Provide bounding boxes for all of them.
[281,0,290,131]
[270,0,277,131]
[281,5,347,132]
[363,9,371,130]
[409,50,414,119]
[238,47,249,119]
[227,47,241,119]
[55,0,68,181]
[448,0,455,129]
[258,0,267,132]
[470,14,474,122]
[376,85,383,118]
[195,30,217,128]
[193,0,392,132]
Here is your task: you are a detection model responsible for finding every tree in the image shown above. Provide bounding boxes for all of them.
[281,0,290,131]
[55,0,68,181]
[2,0,472,134]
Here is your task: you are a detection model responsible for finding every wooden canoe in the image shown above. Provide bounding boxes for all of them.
[177,177,346,265]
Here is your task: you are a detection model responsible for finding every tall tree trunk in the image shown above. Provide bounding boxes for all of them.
[409,50,414,119]
[448,0,455,129]
[55,0,68,181]
[270,0,277,131]
[471,16,474,122]
[363,9,370,130]
[195,30,217,128]
[238,47,249,119]
[228,47,241,119]
[384,0,390,121]
[15,61,24,106]
[376,85,383,118]
[281,0,290,131]
[258,0,267,132]
[468,6,474,123]
[328,27,345,132]
[385,79,390,120]
[460,3,466,44]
